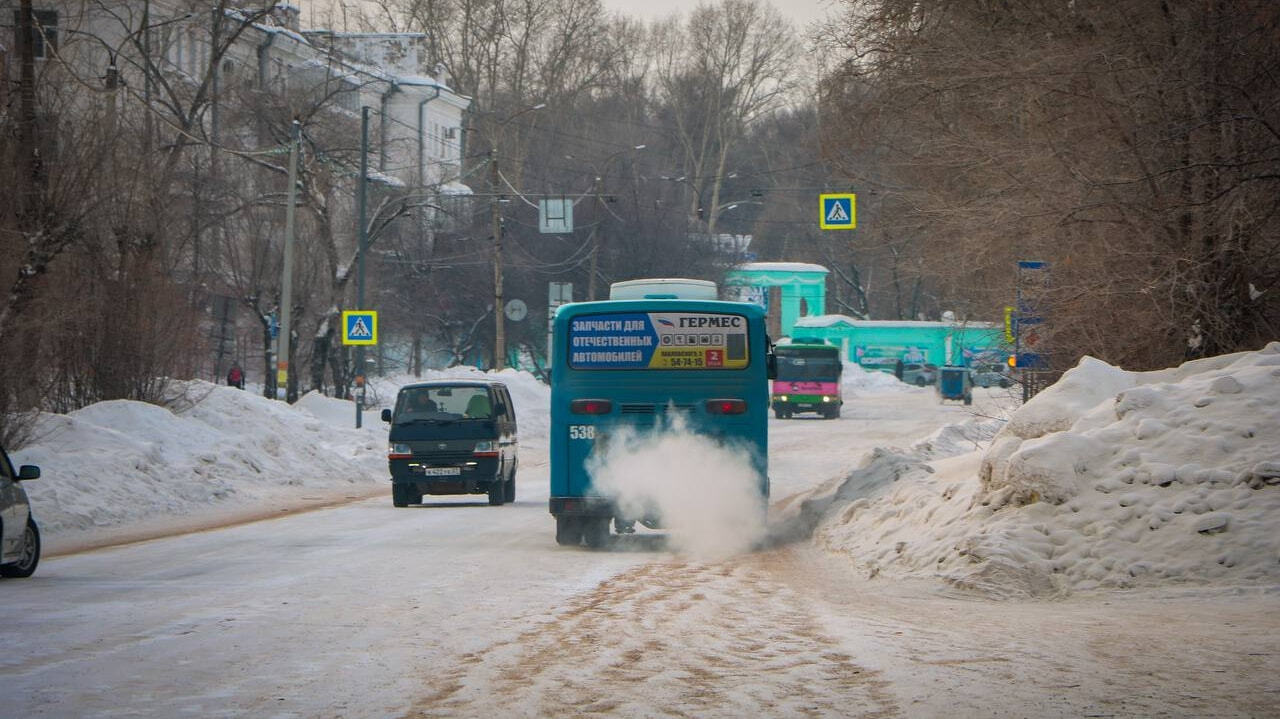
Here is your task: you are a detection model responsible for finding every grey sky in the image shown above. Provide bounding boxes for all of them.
[600,0,839,29]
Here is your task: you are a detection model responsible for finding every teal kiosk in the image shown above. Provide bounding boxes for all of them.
[723,262,829,338]
[791,314,1007,371]
[722,262,1008,371]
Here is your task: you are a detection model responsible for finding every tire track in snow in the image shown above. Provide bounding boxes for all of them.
[405,557,899,717]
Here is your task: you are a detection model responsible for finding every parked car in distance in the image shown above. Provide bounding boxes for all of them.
[901,362,938,386]
[381,380,518,507]
[970,364,1013,388]
[0,445,42,578]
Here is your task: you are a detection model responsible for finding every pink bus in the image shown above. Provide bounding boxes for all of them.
[770,341,843,419]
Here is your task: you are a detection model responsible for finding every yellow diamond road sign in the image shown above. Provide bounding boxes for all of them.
[342,310,378,346]
[820,193,857,230]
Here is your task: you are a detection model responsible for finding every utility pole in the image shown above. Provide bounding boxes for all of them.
[585,145,643,301]
[491,147,505,370]
[277,120,300,402]
[16,0,41,221]
[487,102,545,370]
[142,0,153,154]
[355,107,369,427]
[588,175,602,301]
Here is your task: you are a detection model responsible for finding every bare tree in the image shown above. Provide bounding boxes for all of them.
[652,0,799,237]
[820,0,1280,369]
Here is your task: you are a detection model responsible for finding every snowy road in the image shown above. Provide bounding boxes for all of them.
[3,388,1276,718]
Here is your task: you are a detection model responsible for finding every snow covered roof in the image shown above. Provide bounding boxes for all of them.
[796,315,999,329]
[396,75,449,89]
[365,169,405,188]
[317,32,429,39]
[226,8,309,45]
[732,262,828,274]
[439,181,473,196]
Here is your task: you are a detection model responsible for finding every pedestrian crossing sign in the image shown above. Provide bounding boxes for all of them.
[820,193,857,230]
[342,310,378,346]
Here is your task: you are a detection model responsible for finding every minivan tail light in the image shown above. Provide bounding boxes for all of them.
[570,399,613,415]
[388,443,412,459]
[706,399,747,415]
[473,440,498,458]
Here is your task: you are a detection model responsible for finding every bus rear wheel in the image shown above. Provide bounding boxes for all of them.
[555,516,581,546]
[582,517,611,549]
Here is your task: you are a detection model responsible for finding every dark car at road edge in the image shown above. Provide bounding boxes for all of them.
[1,445,42,578]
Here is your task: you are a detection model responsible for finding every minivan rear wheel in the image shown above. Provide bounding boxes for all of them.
[487,482,505,506]
[392,483,411,508]
[0,518,40,578]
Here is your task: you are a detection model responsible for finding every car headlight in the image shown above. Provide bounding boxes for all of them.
[778,395,789,402]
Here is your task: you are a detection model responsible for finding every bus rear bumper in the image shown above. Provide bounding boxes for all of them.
[549,496,615,517]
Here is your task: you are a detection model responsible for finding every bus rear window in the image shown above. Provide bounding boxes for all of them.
[567,311,749,370]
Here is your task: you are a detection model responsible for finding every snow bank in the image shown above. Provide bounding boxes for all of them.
[367,366,550,443]
[807,343,1280,597]
[13,368,550,550]
[841,361,923,394]
[911,416,1005,461]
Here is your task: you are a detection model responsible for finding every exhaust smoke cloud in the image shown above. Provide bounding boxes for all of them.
[586,415,767,560]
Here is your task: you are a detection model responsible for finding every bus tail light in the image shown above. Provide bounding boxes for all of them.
[706,399,747,415]
[571,399,613,415]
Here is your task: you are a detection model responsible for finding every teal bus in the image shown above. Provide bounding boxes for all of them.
[549,279,775,548]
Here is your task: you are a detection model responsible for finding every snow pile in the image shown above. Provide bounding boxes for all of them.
[15,382,385,543]
[841,362,920,394]
[367,367,550,443]
[910,415,1006,461]
[809,342,1280,597]
[13,368,550,550]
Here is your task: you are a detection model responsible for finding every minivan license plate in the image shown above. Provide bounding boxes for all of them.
[420,467,461,476]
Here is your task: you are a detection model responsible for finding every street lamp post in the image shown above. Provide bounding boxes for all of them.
[490,145,504,370]
[582,144,645,300]
[489,102,545,371]
[659,174,702,230]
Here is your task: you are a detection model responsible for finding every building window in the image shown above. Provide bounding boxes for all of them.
[13,9,58,59]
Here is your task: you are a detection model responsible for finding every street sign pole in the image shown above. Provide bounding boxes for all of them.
[356,107,369,428]
[277,120,300,402]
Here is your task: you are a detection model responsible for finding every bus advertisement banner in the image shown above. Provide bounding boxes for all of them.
[568,311,749,370]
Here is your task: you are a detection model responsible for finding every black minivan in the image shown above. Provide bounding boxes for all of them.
[381,380,518,507]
